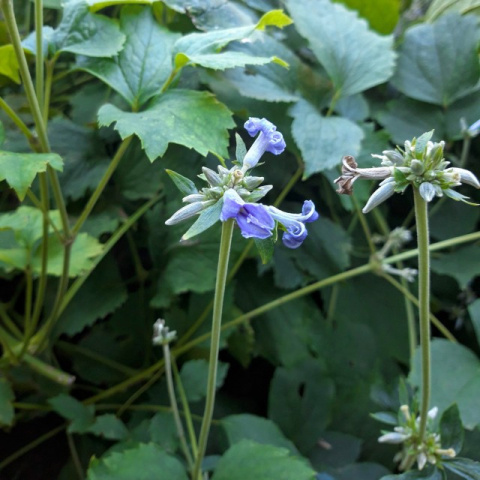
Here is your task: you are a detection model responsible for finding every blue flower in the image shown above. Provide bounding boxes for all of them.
[221,189,274,239]
[268,200,319,249]
[242,117,286,171]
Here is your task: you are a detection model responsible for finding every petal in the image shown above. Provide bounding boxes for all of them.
[236,204,274,239]
[301,200,319,223]
[244,117,276,137]
[220,189,245,221]
[265,131,286,155]
[450,167,480,189]
[282,221,307,249]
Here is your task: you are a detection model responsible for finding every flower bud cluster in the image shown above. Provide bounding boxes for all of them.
[152,318,177,345]
[335,131,480,213]
[378,405,456,471]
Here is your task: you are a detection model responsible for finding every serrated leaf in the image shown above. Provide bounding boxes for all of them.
[0,151,63,200]
[98,89,234,161]
[333,0,400,34]
[78,6,179,109]
[431,244,480,289]
[211,440,316,480]
[410,339,480,429]
[290,100,364,177]
[444,458,480,479]
[148,411,178,450]
[222,414,298,454]
[87,414,129,440]
[286,0,395,97]
[391,14,480,107]
[53,0,125,57]
[0,45,20,83]
[426,0,480,21]
[166,169,198,196]
[87,443,189,480]
[49,394,95,433]
[0,378,15,426]
[180,359,229,402]
[440,404,464,454]
[181,198,223,241]
[173,10,291,71]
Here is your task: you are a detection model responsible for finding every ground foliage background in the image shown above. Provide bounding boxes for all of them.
[1,0,480,479]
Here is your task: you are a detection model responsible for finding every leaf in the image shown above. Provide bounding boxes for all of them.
[181,198,223,241]
[166,169,199,196]
[0,378,15,426]
[211,440,316,480]
[87,414,129,440]
[173,10,291,71]
[468,299,480,348]
[426,0,480,21]
[391,14,480,107]
[430,244,480,289]
[179,359,229,402]
[52,0,125,57]
[332,462,390,480]
[444,458,480,480]
[410,339,480,429]
[290,100,364,178]
[381,467,444,479]
[285,0,395,97]
[255,237,275,264]
[55,255,128,337]
[148,411,178,451]
[268,359,335,453]
[0,45,20,83]
[98,89,234,161]
[0,122,4,147]
[309,431,362,469]
[87,443,189,480]
[78,6,179,109]
[22,26,55,57]
[440,404,464,454]
[48,394,95,433]
[222,414,298,454]
[333,0,400,34]
[86,0,155,11]
[0,150,63,200]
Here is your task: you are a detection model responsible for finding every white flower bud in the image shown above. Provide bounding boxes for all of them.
[182,194,206,203]
[202,167,223,186]
[417,452,427,470]
[378,432,409,444]
[419,182,436,202]
[165,200,215,225]
[362,182,396,213]
[449,168,480,189]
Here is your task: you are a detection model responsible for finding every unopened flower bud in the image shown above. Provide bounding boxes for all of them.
[165,200,215,225]
[202,167,223,186]
[384,150,405,165]
[244,185,273,202]
[410,159,425,175]
[449,168,480,189]
[363,182,395,213]
[419,182,436,202]
[243,176,265,190]
[183,193,206,203]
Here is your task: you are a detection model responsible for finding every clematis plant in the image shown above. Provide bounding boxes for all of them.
[165,117,318,480]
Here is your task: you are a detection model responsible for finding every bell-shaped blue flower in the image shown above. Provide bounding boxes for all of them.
[242,117,286,171]
[268,200,319,249]
[221,189,274,239]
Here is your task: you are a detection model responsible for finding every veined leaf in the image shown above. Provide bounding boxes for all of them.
[98,89,234,161]
[0,151,63,200]
[86,0,154,12]
[78,6,179,109]
[0,45,20,84]
[426,0,480,21]
[285,0,395,97]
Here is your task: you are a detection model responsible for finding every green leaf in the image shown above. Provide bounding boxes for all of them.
[334,462,390,480]
[254,237,275,264]
[370,411,398,426]
[285,0,395,97]
[181,198,223,241]
[309,431,362,469]
[87,414,129,440]
[48,394,95,433]
[0,45,20,83]
[53,0,125,57]
[391,14,480,107]
[290,100,364,178]
[55,256,128,337]
[440,404,464,454]
[98,89,234,161]
[78,6,179,109]
[165,169,198,196]
[0,122,4,147]
[87,443,189,480]
[22,26,55,57]
[381,467,444,479]
[211,440,316,480]
[333,0,400,34]
[87,0,155,11]
[148,411,178,451]
[431,244,480,289]
[426,0,480,21]
[222,414,298,454]
[268,359,335,453]
[410,339,480,429]
[180,359,229,402]
[0,378,15,426]
[0,151,63,200]
[173,10,291,71]
[444,458,480,480]
[468,299,480,348]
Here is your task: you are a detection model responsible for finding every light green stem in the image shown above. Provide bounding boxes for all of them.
[163,343,194,470]
[413,187,431,442]
[0,96,36,145]
[34,0,44,110]
[192,219,234,480]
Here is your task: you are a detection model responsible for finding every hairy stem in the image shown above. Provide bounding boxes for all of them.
[192,219,234,480]
[413,187,431,442]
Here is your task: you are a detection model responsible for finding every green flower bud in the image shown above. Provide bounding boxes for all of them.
[410,159,425,175]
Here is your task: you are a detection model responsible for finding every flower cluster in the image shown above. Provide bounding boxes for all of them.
[334,131,480,213]
[378,405,456,471]
[165,118,318,249]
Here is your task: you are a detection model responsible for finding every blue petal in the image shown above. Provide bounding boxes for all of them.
[265,131,286,155]
[236,203,274,239]
[302,200,319,223]
[220,189,244,221]
[244,117,276,137]
[282,222,307,249]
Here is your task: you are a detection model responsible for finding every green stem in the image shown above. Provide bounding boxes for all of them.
[23,352,75,385]
[163,343,194,470]
[66,432,84,480]
[71,136,133,236]
[0,304,23,339]
[34,0,44,110]
[23,265,33,342]
[413,187,431,442]
[0,96,36,145]
[192,219,234,480]
[43,58,56,124]
[326,89,341,117]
